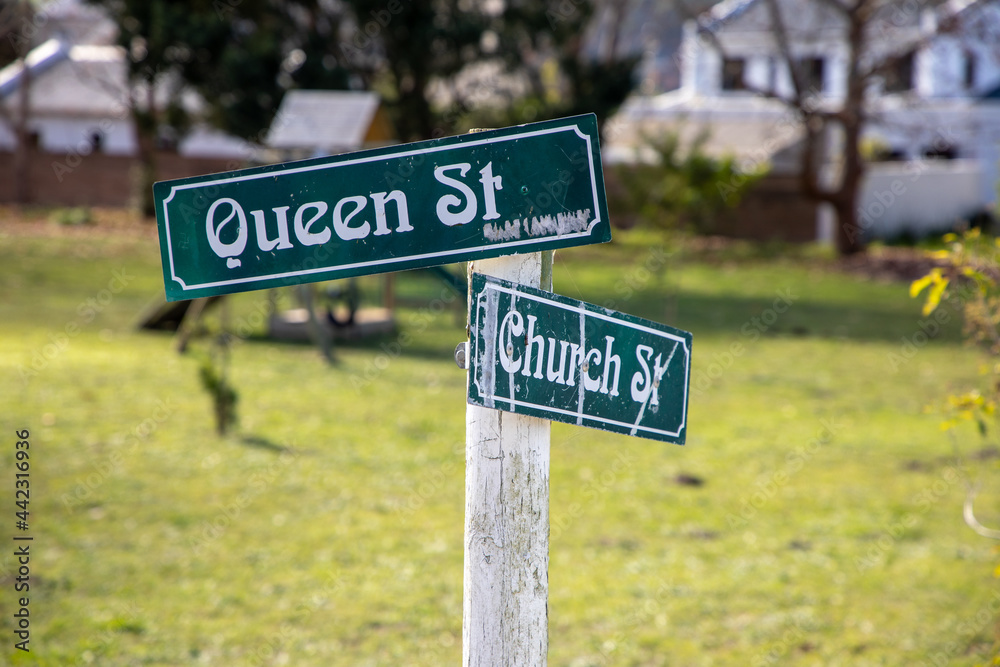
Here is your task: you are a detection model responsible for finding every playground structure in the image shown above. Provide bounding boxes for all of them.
[137,268,466,359]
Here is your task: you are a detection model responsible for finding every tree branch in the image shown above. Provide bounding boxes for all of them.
[0,1,28,40]
[763,0,805,105]
[812,0,852,17]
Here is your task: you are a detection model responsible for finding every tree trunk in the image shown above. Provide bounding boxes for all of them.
[800,119,866,256]
[835,123,865,256]
[133,82,158,219]
[11,0,34,205]
[388,55,436,141]
[408,68,436,140]
[834,2,868,256]
[136,139,157,218]
[13,54,30,204]
[833,195,864,255]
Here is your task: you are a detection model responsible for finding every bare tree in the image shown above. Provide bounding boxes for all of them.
[691,0,968,255]
[769,0,868,255]
[0,0,37,204]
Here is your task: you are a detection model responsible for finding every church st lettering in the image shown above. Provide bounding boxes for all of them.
[494,307,683,406]
[468,273,692,444]
[497,309,624,397]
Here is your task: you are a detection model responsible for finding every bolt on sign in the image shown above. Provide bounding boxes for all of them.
[153,114,611,302]
[468,273,692,444]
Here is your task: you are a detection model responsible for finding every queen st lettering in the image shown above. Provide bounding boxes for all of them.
[204,160,505,268]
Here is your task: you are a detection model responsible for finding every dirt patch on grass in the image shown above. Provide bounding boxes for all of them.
[837,246,948,283]
[682,235,946,282]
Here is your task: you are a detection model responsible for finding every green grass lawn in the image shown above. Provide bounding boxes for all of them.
[1,213,998,666]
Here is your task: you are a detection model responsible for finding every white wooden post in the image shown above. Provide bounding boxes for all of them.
[463,252,551,666]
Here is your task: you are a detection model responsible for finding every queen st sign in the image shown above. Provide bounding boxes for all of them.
[467,273,692,444]
[153,114,611,302]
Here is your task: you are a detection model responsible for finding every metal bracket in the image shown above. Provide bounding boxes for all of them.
[454,342,469,370]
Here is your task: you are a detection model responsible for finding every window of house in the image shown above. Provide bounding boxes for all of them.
[884,52,914,93]
[795,57,825,94]
[155,127,179,152]
[721,58,746,91]
[964,52,977,89]
[923,143,957,160]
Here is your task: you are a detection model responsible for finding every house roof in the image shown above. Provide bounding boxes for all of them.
[0,36,209,120]
[39,0,118,46]
[698,0,975,33]
[940,0,991,20]
[699,0,757,31]
[0,39,70,98]
[691,0,996,81]
[265,90,381,154]
[179,125,258,160]
[0,40,130,118]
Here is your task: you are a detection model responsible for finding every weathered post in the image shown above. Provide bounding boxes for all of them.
[463,252,552,666]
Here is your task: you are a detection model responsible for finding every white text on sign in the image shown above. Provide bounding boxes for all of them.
[496,307,673,406]
[205,161,526,269]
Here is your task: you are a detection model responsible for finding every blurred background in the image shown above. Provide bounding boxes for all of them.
[2,0,1000,664]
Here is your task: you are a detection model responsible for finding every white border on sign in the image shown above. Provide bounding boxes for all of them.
[471,280,690,439]
[162,124,602,292]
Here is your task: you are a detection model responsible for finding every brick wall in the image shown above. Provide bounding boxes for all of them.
[2,148,820,242]
[605,167,818,242]
[0,150,237,207]
[712,175,818,243]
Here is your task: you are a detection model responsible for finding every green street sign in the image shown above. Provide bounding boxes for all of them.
[154,114,611,302]
[467,273,692,444]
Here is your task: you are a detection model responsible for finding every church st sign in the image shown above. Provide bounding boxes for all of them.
[467,273,692,444]
[153,114,611,302]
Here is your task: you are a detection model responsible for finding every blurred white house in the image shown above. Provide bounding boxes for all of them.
[0,0,263,205]
[0,0,254,161]
[611,0,1000,241]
